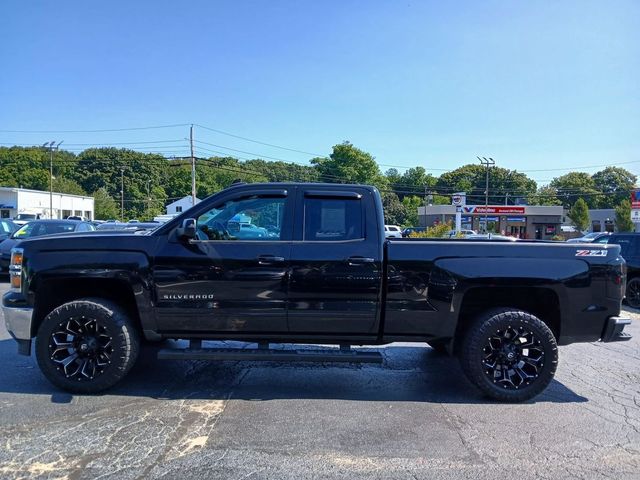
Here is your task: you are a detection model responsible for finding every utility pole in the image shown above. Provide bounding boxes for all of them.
[477,157,495,232]
[190,124,196,206]
[43,141,63,219]
[120,167,125,222]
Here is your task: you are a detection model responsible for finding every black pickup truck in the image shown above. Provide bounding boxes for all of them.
[2,182,632,402]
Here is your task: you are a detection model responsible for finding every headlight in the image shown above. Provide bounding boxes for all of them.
[9,247,24,291]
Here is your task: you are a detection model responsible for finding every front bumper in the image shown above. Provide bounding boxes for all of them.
[2,302,33,355]
[601,316,632,342]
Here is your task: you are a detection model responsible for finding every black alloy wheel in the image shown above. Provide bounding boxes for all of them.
[36,298,139,393]
[49,317,113,381]
[625,278,640,309]
[480,326,544,390]
[460,308,558,402]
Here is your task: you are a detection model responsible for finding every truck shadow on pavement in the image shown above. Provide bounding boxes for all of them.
[0,338,588,405]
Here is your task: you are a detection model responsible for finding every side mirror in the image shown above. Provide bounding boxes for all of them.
[177,218,197,240]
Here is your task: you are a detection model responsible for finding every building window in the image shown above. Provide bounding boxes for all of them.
[176,206,183,213]
[84,210,92,220]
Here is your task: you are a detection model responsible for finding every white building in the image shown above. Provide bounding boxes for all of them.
[0,187,94,220]
[166,196,200,215]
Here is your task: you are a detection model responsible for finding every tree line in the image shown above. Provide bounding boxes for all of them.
[0,142,636,228]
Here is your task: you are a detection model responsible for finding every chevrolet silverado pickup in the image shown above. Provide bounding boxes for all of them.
[2,182,632,402]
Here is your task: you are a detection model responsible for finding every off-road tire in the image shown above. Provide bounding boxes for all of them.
[35,298,139,393]
[625,277,640,309]
[460,308,558,402]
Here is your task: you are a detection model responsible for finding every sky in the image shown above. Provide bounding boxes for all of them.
[1,0,638,185]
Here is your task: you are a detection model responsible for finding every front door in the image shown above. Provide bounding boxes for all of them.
[153,188,293,334]
[287,187,383,336]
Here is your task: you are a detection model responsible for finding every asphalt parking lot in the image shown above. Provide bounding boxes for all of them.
[0,281,638,480]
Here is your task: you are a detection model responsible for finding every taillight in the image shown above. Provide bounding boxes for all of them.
[9,247,24,291]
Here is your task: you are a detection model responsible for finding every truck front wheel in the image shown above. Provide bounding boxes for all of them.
[35,298,139,393]
[460,308,558,402]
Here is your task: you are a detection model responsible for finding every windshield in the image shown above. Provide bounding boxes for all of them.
[582,232,600,239]
[13,222,76,238]
[15,214,36,220]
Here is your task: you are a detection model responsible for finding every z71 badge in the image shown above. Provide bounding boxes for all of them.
[575,249,607,257]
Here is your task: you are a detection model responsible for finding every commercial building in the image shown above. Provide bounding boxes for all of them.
[0,187,94,220]
[418,204,564,240]
[587,209,640,233]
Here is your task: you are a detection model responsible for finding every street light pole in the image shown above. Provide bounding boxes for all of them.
[44,141,63,219]
[120,167,125,222]
[477,157,495,232]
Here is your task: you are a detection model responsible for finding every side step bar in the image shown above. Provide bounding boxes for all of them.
[157,342,383,364]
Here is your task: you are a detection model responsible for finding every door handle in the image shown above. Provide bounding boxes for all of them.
[347,256,375,265]
[257,255,285,265]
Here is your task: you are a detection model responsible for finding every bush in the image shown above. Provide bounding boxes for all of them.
[409,222,453,238]
[551,234,566,241]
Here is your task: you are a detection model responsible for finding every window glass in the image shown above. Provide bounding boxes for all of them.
[196,196,285,241]
[304,197,363,241]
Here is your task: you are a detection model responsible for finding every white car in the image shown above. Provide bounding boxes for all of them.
[446,229,477,238]
[384,225,403,238]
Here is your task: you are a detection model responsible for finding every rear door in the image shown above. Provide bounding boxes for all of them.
[288,187,383,335]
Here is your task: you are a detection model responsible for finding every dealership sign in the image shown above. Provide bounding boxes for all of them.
[464,206,526,215]
[631,189,640,222]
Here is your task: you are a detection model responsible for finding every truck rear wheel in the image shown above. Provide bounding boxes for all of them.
[625,277,640,309]
[35,298,139,393]
[460,308,558,402]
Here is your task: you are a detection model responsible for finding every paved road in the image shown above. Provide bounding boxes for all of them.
[0,281,638,479]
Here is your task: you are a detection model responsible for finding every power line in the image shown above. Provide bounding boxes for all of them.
[194,123,324,157]
[0,123,191,133]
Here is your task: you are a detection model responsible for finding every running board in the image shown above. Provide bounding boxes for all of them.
[157,344,383,364]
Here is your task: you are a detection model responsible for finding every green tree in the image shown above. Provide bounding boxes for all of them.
[530,185,563,206]
[568,198,590,232]
[592,167,637,209]
[615,199,635,232]
[436,164,537,205]
[550,172,600,208]
[311,142,387,189]
[52,177,86,196]
[393,167,437,199]
[381,192,406,225]
[93,187,119,220]
[384,168,402,187]
[401,195,422,226]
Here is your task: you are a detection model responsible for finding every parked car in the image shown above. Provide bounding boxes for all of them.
[384,225,403,238]
[566,232,611,244]
[446,229,477,238]
[96,222,159,232]
[0,219,19,242]
[607,233,640,308]
[65,215,88,221]
[2,182,631,402]
[0,220,95,271]
[402,226,427,237]
[13,213,44,226]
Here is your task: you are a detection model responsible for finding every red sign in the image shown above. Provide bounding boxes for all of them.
[465,206,526,214]
[631,190,640,209]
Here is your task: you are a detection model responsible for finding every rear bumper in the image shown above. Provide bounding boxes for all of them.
[601,316,632,342]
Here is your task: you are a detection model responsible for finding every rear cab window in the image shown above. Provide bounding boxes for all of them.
[303,192,364,241]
